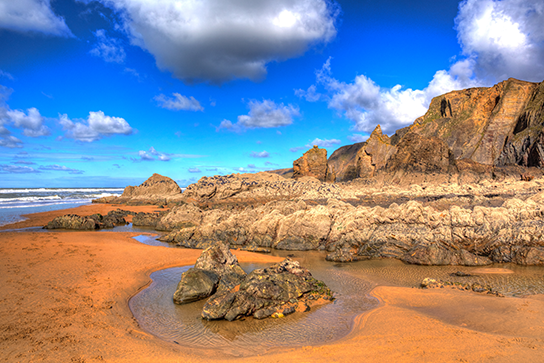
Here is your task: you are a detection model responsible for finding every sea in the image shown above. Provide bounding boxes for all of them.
[0,188,124,227]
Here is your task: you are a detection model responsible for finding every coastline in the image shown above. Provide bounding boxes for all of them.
[1,205,544,362]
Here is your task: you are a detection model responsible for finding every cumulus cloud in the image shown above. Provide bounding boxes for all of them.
[59,111,133,142]
[38,164,84,174]
[7,107,50,137]
[90,29,126,63]
[0,164,40,173]
[250,151,270,158]
[290,146,306,153]
[154,93,204,111]
[0,0,73,36]
[306,138,341,148]
[455,0,544,82]
[0,135,23,148]
[188,167,201,173]
[98,0,339,83]
[219,100,299,132]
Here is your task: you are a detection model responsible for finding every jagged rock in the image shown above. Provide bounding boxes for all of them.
[45,214,100,230]
[293,145,335,182]
[328,142,366,182]
[173,243,246,305]
[326,248,364,262]
[201,258,333,321]
[356,125,398,179]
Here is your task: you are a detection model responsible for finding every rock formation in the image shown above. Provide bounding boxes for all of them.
[45,209,131,230]
[293,146,335,182]
[201,258,333,321]
[327,142,366,182]
[173,244,333,321]
[173,243,246,304]
[94,173,183,205]
[325,78,544,183]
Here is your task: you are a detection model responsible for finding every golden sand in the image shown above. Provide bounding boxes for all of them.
[1,205,543,362]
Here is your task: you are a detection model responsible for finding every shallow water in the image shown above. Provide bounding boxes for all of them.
[130,237,544,356]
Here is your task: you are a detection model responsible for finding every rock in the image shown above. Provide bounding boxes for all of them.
[172,243,246,305]
[293,145,335,182]
[326,248,363,262]
[132,212,162,228]
[94,173,182,205]
[328,142,366,182]
[201,258,333,321]
[356,125,398,179]
[173,268,219,304]
[45,214,100,230]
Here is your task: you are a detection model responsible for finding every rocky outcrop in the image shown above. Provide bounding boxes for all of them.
[293,146,335,182]
[202,258,333,321]
[411,78,543,167]
[328,142,366,182]
[179,172,344,207]
[355,125,398,179]
[159,187,544,265]
[45,209,131,230]
[173,243,246,304]
[94,173,183,205]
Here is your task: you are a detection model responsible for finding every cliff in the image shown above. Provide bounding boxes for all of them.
[330,78,544,182]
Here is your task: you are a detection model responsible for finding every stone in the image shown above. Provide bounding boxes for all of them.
[44,214,100,230]
[201,258,333,321]
[172,243,246,305]
[293,145,335,182]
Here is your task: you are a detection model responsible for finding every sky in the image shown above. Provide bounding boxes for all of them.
[1,0,544,188]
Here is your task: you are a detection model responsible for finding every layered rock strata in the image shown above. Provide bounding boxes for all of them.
[45,209,131,230]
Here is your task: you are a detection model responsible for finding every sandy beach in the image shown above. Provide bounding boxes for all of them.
[1,205,544,362]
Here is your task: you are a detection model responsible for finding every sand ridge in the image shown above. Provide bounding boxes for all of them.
[1,205,544,362]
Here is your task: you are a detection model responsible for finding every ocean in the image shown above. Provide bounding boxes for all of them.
[0,188,124,227]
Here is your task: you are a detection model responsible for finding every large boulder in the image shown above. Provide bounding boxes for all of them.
[201,258,333,321]
[293,146,335,182]
[173,243,246,304]
[45,214,100,230]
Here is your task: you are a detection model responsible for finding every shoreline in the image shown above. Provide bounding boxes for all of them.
[1,205,544,362]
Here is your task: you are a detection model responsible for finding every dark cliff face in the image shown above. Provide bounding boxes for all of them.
[327,142,366,182]
[326,78,544,182]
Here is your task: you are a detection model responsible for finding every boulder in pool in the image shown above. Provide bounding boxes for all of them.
[201,258,334,321]
[173,243,246,304]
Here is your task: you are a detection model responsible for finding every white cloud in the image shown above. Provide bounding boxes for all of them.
[38,164,84,174]
[188,167,201,173]
[306,138,341,148]
[90,29,126,63]
[290,146,306,153]
[7,107,50,137]
[347,134,367,143]
[250,151,270,158]
[155,93,204,111]
[59,111,133,142]
[0,163,39,173]
[0,135,23,148]
[236,99,300,130]
[455,0,544,82]
[98,0,339,83]
[315,58,481,134]
[295,84,321,102]
[0,0,73,37]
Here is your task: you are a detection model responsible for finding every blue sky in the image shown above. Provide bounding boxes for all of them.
[1,0,543,187]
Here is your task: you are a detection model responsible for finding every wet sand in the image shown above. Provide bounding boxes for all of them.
[1,205,544,362]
